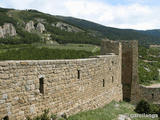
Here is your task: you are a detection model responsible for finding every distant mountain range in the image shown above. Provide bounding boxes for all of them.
[0,7,160,46]
[139,29,160,38]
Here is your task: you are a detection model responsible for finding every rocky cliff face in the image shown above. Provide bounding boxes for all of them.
[36,23,45,33]
[25,21,45,33]
[25,21,35,32]
[0,23,17,38]
[0,26,4,38]
[0,20,81,40]
[55,22,83,33]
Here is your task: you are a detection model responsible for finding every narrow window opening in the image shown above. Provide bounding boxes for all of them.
[111,61,114,64]
[3,116,9,120]
[152,93,154,99]
[103,79,105,87]
[78,70,80,79]
[39,77,44,94]
[112,76,114,83]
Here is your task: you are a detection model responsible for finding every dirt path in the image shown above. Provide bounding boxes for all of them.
[143,83,160,88]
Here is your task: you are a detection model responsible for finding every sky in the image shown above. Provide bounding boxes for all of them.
[0,0,160,30]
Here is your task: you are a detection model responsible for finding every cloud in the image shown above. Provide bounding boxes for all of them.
[64,0,159,30]
[0,0,160,30]
[3,0,35,9]
[48,1,159,30]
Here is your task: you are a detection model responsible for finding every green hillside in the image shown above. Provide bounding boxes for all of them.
[0,7,100,45]
[138,46,160,85]
[57,16,160,45]
[0,7,160,46]
[139,29,160,38]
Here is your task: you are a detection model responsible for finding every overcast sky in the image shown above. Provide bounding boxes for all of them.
[0,0,160,30]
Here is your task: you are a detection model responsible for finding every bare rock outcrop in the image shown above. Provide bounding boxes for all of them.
[0,23,17,38]
[51,23,55,27]
[36,23,45,33]
[117,114,131,120]
[3,23,17,36]
[0,26,4,38]
[55,22,83,33]
[25,21,35,32]
[25,21,45,33]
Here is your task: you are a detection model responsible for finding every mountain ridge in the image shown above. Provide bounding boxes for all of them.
[0,7,160,45]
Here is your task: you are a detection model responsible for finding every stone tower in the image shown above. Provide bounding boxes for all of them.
[121,40,139,101]
[101,39,138,101]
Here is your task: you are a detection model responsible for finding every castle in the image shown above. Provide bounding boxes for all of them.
[0,40,159,120]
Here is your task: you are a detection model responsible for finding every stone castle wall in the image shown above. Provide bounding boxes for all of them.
[3,39,154,119]
[101,40,121,55]
[134,85,160,104]
[0,41,122,120]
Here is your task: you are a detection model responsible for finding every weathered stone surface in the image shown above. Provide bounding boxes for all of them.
[132,84,160,104]
[101,40,139,102]
[3,23,17,37]
[0,100,5,104]
[25,21,35,32]
[0,50,122,120]
[36,23,45,33]
[0,26,4,38]
[0,23,17,38]
[0,40,142,120]
[30,104,36,114]
[2,94,8,100]
[56,22,83,33]
[114,103,120,108]
[117,114,131,120]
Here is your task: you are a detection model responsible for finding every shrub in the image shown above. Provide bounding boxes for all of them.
[135,100,150,114]
[149,104,159,114]
[158,109,160,117]
[17,30,42,44]
[0,31,42,44]
[39,109,50,120]
[26,109,50,120]
[135,99,160,116]
[26,110,68,120]
[50,114,57,120]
